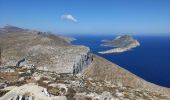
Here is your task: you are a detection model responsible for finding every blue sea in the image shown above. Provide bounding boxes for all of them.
[71,35,170,88]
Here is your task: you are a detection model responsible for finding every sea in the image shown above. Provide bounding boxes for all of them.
[70,34,170,88]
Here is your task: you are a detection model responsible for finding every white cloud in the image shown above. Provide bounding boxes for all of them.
[61,14,78,23]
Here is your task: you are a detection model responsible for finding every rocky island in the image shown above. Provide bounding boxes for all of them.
[99,35,140,54]
[0,26,170,100]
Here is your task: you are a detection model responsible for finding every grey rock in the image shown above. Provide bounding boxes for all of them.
[100,91,113,100]
[26,45,93,74]
[0,83,7,89]
[0,83,67,100]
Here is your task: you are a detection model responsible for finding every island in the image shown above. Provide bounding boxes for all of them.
[98,35,140,54]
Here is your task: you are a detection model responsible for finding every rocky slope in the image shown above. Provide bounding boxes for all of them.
[82,55,170,96]
[0,25,93,74]
[99,35,140,54]
[0,66,170,100]
[0,26,170,100]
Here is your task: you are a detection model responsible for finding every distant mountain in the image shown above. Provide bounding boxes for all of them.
[99,35,140,54]
[0,25,27,33]
[101,35,139,47]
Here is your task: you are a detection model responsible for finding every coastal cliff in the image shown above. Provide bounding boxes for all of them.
[0,25,93,74]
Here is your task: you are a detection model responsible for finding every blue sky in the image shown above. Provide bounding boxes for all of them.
[0,0,170,35]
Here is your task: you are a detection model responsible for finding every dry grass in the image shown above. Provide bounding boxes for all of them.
[82,54,170,96]
[0,90,9,97]
[48,87,60,96]
[0,30,69,66]
[0,72,19,81]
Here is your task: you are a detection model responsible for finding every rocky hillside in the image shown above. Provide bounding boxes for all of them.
[82,55,170,96]
[0,66,170,100]
[0,26,170,100]
[0,25,93,74]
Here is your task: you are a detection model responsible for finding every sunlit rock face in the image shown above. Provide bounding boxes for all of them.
[26,45,93,74]
[73,52,93,74]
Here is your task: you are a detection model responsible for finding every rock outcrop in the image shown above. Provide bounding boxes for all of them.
[26,45,93,74]
[0,83,67,100]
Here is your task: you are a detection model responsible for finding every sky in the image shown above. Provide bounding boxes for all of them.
[0,0,170,35]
